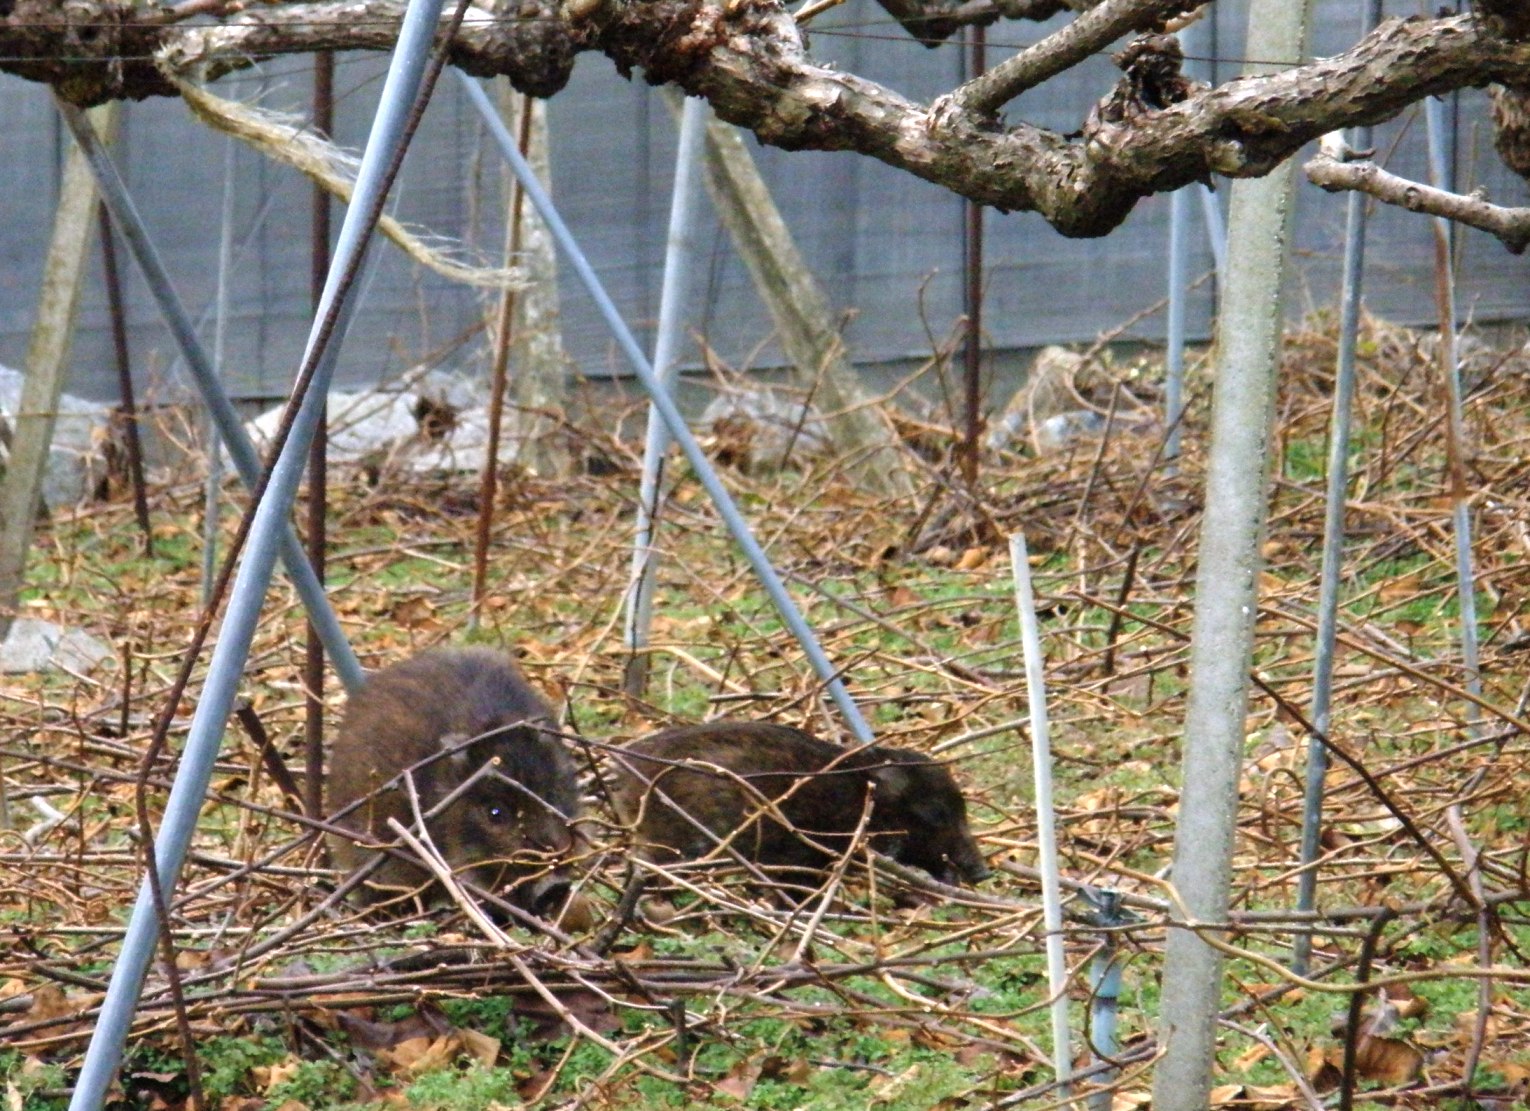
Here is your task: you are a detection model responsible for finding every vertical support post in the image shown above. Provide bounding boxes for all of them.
[305,51,335,822]
[1150,3,1313,1107]
[97,203,155,555]
[1087,889,1124,1111]
[460,73,875,743]
[1424,96,1483,718]
[0,103,118,641]
[471,87,535,630]
[202,135,236,610]
[959,27,986,487]
[1164,184,1191,464]
[63,2,445,1102]
[623,94,707,698]
[1164,13,1218,465]
[1009,532,1071,1096]
[1294,0,1384,976]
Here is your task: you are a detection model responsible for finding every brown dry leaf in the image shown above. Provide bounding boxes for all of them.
[954,1043,991,1068]
[1354,1034,1424,1086]
[511,982,620,1043]
[1231,1041,1271,1071]
[912,1026,962,1051]
[1207,1083,1244,1105]
[390,595,439,629]
[458,1027,501,1068]
[1319,828,1353,851]
[759,1055,812,1085]
[174,948,212,971]
[335,1007,448,1051]
[1111,1089,1151,1110]
[380,1033,461,1078]
[1386,984,1428,1020]
[1497,1061,1530,1085]
[1242,1082,1300,1109]
[1377,571,1424,604]
[271,1101,312,1111]
[969,618,1002,644]
[1101,672,1153,701]
[713,1056,762,1102]
[26,983,90,1025]
[925,545,957,566]
[252,1057,303,1092]
[955,545,989,570]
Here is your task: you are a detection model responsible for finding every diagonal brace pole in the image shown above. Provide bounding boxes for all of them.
[459,74,874,744]
[63,0,446,1103]
[57,107,365,694]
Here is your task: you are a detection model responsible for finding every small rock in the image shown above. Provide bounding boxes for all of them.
[238,369,529,475]
[0,365,113,509]
[700,386,830,473]
[0,618,113,675]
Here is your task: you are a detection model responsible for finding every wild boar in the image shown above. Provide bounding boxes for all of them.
[609,721,988,888]
[325,646,582,919]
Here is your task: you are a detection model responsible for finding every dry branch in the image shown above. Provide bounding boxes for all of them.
[1305,143,1530,255]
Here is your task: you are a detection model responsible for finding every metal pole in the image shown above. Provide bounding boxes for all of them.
[459,72,875,744]
[1198,187,1227,280]
[64,2,444,1102]
[1424,95,1483,717]
[1165,185,1191,464]
[959,27,986,487]
[1165,13,1221,464]
[97,203,155,555]
[622,93,706,698]
[58,108,364,694]
[1294,0,1383,977]
[1010,532,1070,1095]
[1086,889,1125,1111]
[471,89,534,630]
[202,135,236,609]
[305,51,335,821]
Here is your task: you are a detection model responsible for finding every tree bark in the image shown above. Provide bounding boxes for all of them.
[0,102,119,639]
[4,2,1528,238]
[1150,1,1310,1106]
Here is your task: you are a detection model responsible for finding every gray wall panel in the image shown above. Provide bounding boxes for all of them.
[0,0,1526,406]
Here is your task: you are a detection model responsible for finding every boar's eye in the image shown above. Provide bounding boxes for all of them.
[485,804,513,825]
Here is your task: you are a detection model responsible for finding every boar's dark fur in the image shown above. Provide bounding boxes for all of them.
[326,647,581,917]
[610,722,987,887]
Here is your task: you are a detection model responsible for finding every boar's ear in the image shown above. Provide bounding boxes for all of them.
[870,763,915,804]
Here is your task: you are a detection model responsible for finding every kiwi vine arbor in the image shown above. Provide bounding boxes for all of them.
[1,0,1527,238]
[5,1,1530,1108]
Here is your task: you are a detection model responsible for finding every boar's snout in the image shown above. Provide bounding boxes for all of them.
[952,837,990,884]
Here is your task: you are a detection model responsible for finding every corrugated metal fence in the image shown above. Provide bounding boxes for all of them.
[1,0,1526,404]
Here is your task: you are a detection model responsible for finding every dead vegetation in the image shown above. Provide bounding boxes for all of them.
[0,314,1528,1109]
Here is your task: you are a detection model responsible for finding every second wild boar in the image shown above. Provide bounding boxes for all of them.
[609,721,988,887]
